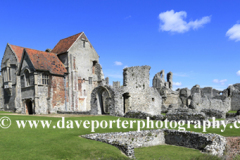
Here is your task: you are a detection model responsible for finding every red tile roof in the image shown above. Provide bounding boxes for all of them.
[25,48,67,76]
[9,44,24,62]
[52,32,82,54]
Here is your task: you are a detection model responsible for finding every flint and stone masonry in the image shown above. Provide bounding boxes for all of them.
[1,31,240,116]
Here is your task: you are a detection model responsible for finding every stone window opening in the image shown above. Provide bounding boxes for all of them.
[42,74,49,85]
[24,70,30,87]
[89,77,92,84]
[3,69,7,82]
[92,61,97,74]
[152,98,155,102]
[83,41,85,48]
[123,93,130,114]
[8,68,11,81]
[21,75,24,87]
[81,38,88,48]
[2,59,12,82]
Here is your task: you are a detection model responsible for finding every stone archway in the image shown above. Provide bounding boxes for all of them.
[90,86,115,115]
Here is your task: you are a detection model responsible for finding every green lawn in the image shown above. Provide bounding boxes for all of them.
[228,110,237,114]
[0,112,239,159]
[135,145,220,160]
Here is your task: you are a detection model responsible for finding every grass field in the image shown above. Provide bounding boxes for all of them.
[0,111,239,160]
[228,110,237,114]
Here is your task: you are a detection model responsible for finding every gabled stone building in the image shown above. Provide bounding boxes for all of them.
[1,32,105,114]
[1,44,23,111]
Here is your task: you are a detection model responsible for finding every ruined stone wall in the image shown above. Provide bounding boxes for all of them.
[162,93,180,111]
[123,65,150,88]
[179,88,191,106]
[113,81,120,88]
[152,70,179,112]
[189,85,231,113]
[113,66,162,116]
[230,83,240,111]
[82,129,226,158]
[90,66,162,116]
[201,87,213,98]
[152,70,165,90]
[164,129,226,157]
[90,85,115,115]
[166,108,207,122]
[82,130,165,158]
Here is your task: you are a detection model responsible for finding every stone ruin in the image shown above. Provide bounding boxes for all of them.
[2,31,239,119]
[82,129,226,158]
[90,66,162,116]
[89,65,240,120]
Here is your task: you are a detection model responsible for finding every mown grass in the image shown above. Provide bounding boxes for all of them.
[135,145,204,160]
[0,112,239,159]
[228,110,237,114]
[0,111,12,113]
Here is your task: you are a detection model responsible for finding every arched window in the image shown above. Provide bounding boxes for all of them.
[24,70,30,86]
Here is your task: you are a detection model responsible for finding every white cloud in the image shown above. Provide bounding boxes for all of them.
[213,79,227,85]
[226,24,240,41]
[236,70,240,76]
[123,65,128,69]
[158,10,211,33]
[173,82,182,86]
[114,61,123,66]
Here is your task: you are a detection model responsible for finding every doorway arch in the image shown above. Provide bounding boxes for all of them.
[90,86,115,115]
[26,99,33,115]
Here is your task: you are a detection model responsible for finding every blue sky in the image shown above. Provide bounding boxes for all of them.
[1,0,240,90]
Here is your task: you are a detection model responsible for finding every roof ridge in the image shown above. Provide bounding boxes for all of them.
[9,44,45,53]
[25,48,57,54]
[59,32,82,41]
[9,44,24,48]
[51,32,83,54]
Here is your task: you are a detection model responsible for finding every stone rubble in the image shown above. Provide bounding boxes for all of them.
[82,129,227,158]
